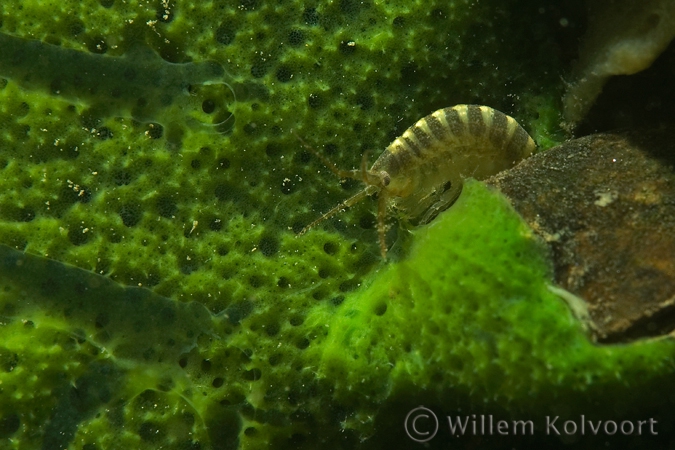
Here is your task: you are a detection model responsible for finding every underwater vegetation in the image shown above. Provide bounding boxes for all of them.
[0,0,673,449]
[0,31,234,142]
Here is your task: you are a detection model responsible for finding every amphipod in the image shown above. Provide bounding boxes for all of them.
[299,104,537,259]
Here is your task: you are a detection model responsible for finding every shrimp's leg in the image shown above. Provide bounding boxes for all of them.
[417,180,463,225]
[292,131,362,180]
[298,188,370,236]
[377,189,389,260]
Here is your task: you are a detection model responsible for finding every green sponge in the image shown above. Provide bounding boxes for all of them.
[306,180,675,441]
[5,1,658,449]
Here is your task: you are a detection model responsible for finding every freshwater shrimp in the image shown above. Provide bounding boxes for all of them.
[298,104,537,259]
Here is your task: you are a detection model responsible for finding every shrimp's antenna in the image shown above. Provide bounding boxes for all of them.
[298,188,370,236]
[292,130,379,237]
[291,130,361,180]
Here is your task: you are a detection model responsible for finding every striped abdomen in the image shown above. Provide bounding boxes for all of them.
[372,105,536,225]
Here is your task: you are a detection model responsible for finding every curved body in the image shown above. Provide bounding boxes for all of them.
[373,104,536,225]
[299,104,536,259]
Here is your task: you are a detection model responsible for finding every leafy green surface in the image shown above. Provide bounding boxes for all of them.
[2,1,670,449]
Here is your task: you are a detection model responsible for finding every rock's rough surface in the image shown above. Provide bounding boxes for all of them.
[487,130,675,342]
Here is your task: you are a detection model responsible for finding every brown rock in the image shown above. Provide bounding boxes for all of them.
[486,130,675,342]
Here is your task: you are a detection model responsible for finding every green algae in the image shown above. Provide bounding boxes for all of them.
[0,243,217,448]
[0,30,235,145]
[0,0,568,309]
[309,182,675,437]
[2,182,674,449]
[1,0,672,449]
[0,182,675,448]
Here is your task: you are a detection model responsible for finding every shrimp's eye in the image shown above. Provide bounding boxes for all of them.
[381,172,391,187]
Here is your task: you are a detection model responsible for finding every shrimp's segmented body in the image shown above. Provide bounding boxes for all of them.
[299,104,537,259]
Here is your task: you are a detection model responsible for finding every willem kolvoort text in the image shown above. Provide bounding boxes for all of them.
[447,415,658,436]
